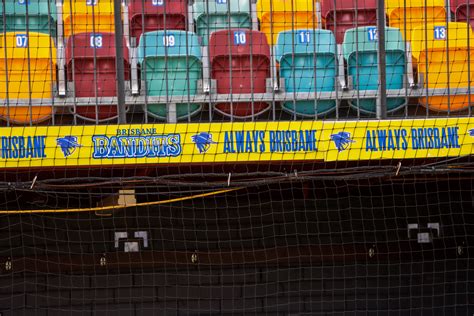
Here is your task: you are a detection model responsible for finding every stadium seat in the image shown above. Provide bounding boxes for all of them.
[209,29,271,118]
[62,0,115,38]
[320,0,377,44]
[0,32,56,124]
[276,29,337,116]
[412,22,474,112]
[138,30,202,120]
[257,0,319,45]
[0,0,57,37]
[66,32,130,121]
[128,0,188,42]
[343,27,407,114]
[193,0,252,46]
[451,0,474,29]
[386,0,446,42]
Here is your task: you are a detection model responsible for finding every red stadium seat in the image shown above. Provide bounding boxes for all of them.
[321,0,378,44]
[209,29,271,118]
[66,32,130,121]
[451,0,474,29]
[128,0,188,42]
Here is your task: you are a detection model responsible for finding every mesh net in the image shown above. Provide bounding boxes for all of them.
[0,174,473,314]
[0,0,473,315]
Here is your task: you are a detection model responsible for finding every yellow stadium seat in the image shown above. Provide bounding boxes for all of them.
[62,0,115,38]
[412,22,474,112]
[257,0,319,45]
[0,32,57,124]
[386,0,446,42]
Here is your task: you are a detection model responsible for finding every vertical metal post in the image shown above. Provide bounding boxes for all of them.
[114,0,127,124]
[376,0,387,119]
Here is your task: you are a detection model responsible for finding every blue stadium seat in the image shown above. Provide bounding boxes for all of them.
[276,29,337,116]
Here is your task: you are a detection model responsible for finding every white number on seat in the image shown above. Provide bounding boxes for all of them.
[234,31,246,45]
[434,26,447,40]
[15,34,28,48]
[18,0,30,5]
[367,27,378,42]
[163,35,175,47]
[216,0,227,4]
[90,34,103,48]
[152,0,164,6]
[298,31,311,44]
[86,0,98,6]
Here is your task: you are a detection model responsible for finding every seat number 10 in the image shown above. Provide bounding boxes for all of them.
[234,31,246,45]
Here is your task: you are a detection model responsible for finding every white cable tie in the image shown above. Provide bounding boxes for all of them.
[30,175,38,190]
[395,161,402,176]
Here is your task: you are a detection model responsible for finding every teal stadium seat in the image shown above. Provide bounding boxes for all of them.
[138,31,202,120]
[0,0,57,37]
[343,26,407,114]
[193,0,251,45]
[276,29,337,117]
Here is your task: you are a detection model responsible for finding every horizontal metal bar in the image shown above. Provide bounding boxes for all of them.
[0,87,473,107]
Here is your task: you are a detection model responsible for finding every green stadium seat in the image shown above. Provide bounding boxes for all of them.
[0,0,57,37]
[138,30,202,120]
[193,0,252,45]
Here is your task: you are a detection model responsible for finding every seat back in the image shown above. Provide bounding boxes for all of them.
[386,0,446,41]
[343,26,406,60]
[66,32,130,121]
[209,29,270,61]
[257,0,318,45]
[63,0,115,38]
[0,0,57,37]
[209,29,270,93]
[138,30,201,64]
[412,22,474,111]
[128,0,187,42]
[193,0,251,45]
[321,0,377,44]
[0,32,56,124]
[343,26,407,113]
[451,0,474,29]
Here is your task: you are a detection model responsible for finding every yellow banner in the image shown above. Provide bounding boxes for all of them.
[0,118,473,169]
